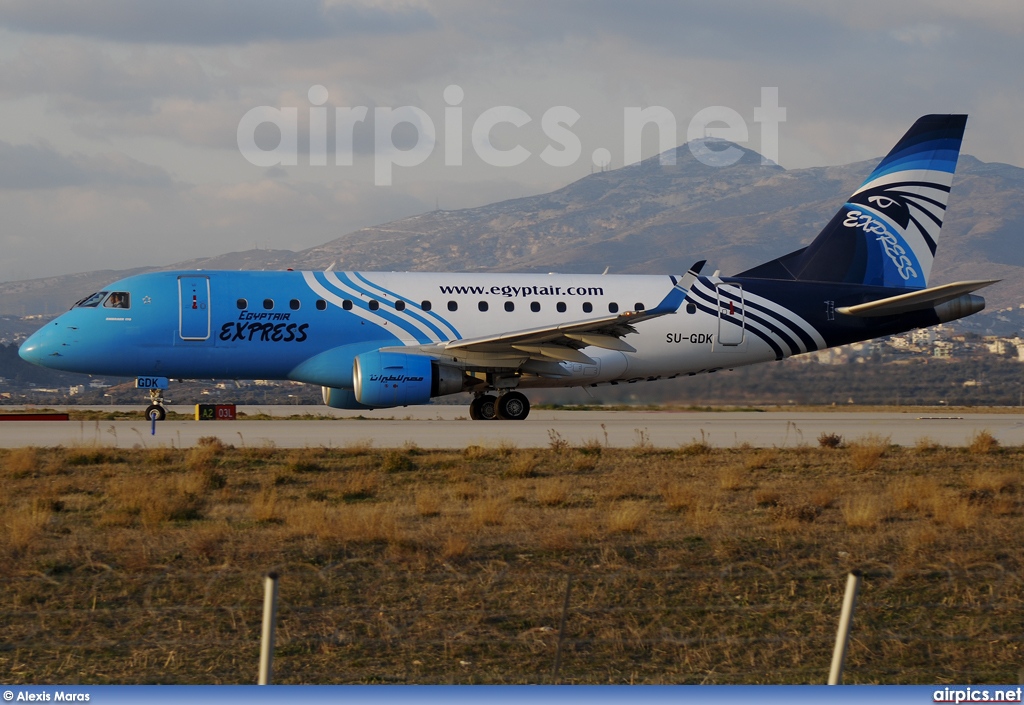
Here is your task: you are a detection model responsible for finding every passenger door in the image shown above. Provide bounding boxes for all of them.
[178,275,211,341]
[715,282,745,347]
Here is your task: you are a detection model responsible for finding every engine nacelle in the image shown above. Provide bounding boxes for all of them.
[321,386,377,410]
[934,294,985,323]
[353,351,469,407]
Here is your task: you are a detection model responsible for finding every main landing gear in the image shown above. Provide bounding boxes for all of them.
[145,389,167,421]
[469,391,530,421]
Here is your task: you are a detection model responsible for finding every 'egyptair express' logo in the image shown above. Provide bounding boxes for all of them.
[842,204,919,281]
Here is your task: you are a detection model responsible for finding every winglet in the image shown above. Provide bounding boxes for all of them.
[646,260,706,315]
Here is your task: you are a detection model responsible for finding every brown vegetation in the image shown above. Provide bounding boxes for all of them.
[847,433,891,472]
[0,442,1022,685]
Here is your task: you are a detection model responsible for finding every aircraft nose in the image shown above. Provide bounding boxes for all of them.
[19,322,64,367]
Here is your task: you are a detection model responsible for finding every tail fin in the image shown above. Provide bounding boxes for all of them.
[739,114,967,289]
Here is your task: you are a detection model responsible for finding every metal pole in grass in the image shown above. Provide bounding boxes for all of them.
[828,571,862,685]
[258,572,280,685]
[552,574,573,683]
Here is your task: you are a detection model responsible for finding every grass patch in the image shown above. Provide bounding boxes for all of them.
[0,443,1022,685]
[3,447,41,478]
[847,433,890,472]
[968,430,999,455]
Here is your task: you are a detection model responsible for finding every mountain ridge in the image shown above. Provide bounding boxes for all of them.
[2,143,1022,316]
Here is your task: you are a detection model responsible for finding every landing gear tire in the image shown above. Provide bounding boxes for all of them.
[470,394,498,421]
[496,391,530,421]
[145,404,166,422]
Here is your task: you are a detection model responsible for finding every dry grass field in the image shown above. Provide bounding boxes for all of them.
[1,432,1022,685]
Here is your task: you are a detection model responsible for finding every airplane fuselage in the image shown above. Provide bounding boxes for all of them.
[21,269,962,391]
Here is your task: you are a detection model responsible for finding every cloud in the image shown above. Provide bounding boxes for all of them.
[777,0,1024,35]
[0,0,436,45]
[0,37,220,114]
[0,141,173,189]
[0,167,435,280]
[889,23,955,47]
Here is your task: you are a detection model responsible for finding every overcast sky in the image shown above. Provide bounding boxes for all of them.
[1,0,1022,281]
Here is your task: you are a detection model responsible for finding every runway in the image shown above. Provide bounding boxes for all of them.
[1,405,1023,448]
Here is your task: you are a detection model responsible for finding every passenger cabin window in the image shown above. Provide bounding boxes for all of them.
[368,300,380,311]
[316,299,327,310]
[608,302,619,313]
[395,300,406,311]
[582,302,593,314]
[263,299,274,310]
[530,302,540,313]
[686,303,697,314]
[478,301,488,312]
[504,301,514,312]
[104,292,130,309]
[447,301,458,312]
[421,301,432,311]
[76,292,107,308]
[634,303,645,311]
[342,300,353,310]
[236,298,247,310]
[556,302,566,313]
[289,299,300,310]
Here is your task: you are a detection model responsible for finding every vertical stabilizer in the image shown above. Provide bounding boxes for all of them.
[739,115,967,288]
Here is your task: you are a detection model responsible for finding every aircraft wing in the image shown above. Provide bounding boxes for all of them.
[443,312,643,363]
[381,261,705,372]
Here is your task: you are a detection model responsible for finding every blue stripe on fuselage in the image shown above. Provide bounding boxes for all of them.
[312,272,433,344]
[349,271,458,340]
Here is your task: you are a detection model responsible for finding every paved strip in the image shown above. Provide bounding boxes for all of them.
[0,407,1021,448]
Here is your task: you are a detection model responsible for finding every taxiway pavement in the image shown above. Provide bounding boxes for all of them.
[0,406,1021,448]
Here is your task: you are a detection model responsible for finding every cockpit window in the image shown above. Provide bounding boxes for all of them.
[104,292,130,309]
[75,292,108,308]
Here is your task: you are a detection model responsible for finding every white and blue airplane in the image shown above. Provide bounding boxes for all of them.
[20,115,996,421]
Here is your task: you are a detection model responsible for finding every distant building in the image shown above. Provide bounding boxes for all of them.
[1012,338,1024,362]
[911,329,933,345]
[814,348,848,365]
[984,337,1007,355]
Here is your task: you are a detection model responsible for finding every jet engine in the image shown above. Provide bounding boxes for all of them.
[352,351,469,407]
[321,386,376,410]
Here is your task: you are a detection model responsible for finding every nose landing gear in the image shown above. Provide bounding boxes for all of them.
[136,377,169,421]
[145,389,166,421]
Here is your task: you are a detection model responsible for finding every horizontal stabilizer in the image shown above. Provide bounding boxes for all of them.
[836,280,998,317]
